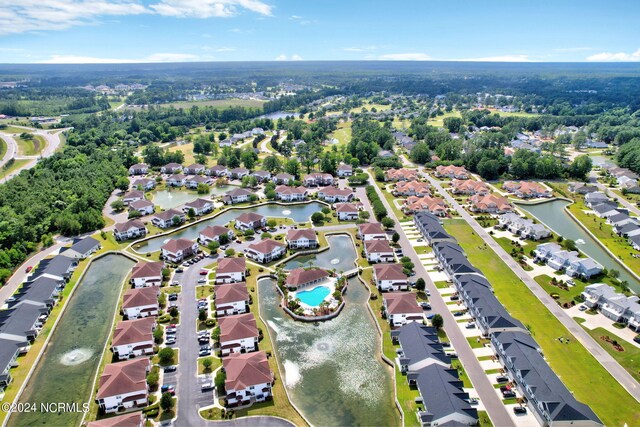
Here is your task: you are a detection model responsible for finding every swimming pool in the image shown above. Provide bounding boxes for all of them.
[296,286,331,307]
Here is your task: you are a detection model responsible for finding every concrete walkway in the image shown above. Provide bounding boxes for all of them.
[365,169,515,427]
[424,172,640,403]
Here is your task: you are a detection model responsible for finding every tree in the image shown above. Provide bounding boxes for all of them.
[172,215,182,226]
[160,392,175,412]
[225,248,235,257]
[147,370,159,388]
[321,206,331,215]
[197,183,210,194]
[381,217,395,229]
[311,212,325,224]
[443,116,464,133]
[285,158,301,179]
[158,347,175,364]
[198,309,207,322]
[215,369,226,392]
[568,155,593,180]
[267,218,277,228]
[110,200,125,212]
[241,150,257,170]
[241,175,258,188]
[116,177,130,192]
[202,357,214,372]
[359,210,370,220]
[572,131,587,150]
[392,232,400,243]
[409,142,431,164]
[153,326,164,344]
[208,240,220,252]
[477,158,501,180]
[431,314,443,330]
[211,326,221,341]
[263,155,282,173]
[243,229,255,237]
[219,234,230,245]
[187,208,196,219]
[415,277,426,291]
[128,210,142,219]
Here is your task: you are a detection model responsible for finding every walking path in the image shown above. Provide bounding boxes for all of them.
[424,172,640,403]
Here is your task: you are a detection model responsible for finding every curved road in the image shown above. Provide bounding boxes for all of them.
[0,126,68,181]
[424,172,640,403]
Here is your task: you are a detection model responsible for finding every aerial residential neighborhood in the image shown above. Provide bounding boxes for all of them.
[0,3,640,427]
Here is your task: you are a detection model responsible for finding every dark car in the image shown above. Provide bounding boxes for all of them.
[164,365,177,373]
[502,391,516,398]
[634,335,640,344]
[513,406,527,414]
[168,293,178,301]
[450,294,459,301]
[453,311,465,317]
[161,385,175,395]
[496,376,509,383]
[176,268,184,273]
[420,302,431,310]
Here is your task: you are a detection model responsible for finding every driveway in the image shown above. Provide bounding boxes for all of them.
[364,169,515,427]
[424,172,640,403]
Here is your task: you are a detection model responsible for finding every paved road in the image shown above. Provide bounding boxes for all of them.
[589,172,640,216]
[425,173,640,403]
[0,126,68,181]
[172,256,296,427]
[0,133,17,168]
[364,169,515,427]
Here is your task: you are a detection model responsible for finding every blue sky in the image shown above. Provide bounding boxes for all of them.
[0,0,639,63]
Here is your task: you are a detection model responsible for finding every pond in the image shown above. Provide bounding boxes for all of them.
[284,234,358,273]
[151,186,231,210]
[258,276,400,427]
[135,202,326,253]
[518,199,640,292]
[258,111,297,120]
[8,254,136,427]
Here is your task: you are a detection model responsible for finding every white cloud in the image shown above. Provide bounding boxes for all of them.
[587,49,640,62]
[552,47,593,53]
[289,15,302,20]
[150,0,273,18]
[378,53,431,61]
[0,0,273,35]
[343,45,383,52]
[39,52,201,63]
[274,54,303,61]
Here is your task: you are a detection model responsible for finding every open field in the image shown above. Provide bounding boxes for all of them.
[160,99,266,110]
[16,134,45,156]
[444,218,640,426]
[349,102,392,114]
[0,137,6,159]
[479,108,538,118]
[329,121,351,147]
[0,126,27,134]
[427,110,461,128]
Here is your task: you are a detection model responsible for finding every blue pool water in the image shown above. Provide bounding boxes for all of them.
[296,286,331,307]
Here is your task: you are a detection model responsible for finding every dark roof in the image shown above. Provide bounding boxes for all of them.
[393,322,451,367]
[492,331,601,424]
[0,338,27,383]
[0,303,48,340]
[68,237,100,255]
[33,255,77,278]
[411,364,478,425]
[16,276,63,306]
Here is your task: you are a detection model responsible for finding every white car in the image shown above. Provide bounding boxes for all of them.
[578,305,587,311]
[197,278,207,283]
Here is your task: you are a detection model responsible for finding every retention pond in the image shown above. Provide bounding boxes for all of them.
[8,254,135,427]
[518,199,640,292]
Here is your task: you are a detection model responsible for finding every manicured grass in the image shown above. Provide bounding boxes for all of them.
[327,121,352,150]
[152,349,179,367]
[451,359,472,388]
[166,142,197,166]
[0,137,6,159]
[434,281,450,289]
[444,218,640,427]
[197,356,222,375]
[478,410,493,427]
[0,125,27,134]
[427,110,461,128]
[467,337,490,349]
[413,246,431,254]
[579,326,640,383]
[566,201,640,276]
[374,181,407,219]
[196,285,214,299]
[534,274,584,306]
[349,102,391,114]
[161,285,182,295]
[1,158,30,177]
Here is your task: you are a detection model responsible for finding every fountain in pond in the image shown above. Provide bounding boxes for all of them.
[59,347,93,366]
[330,258,340,265]
[282,209,292,215]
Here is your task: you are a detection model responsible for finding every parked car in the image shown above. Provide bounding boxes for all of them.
[161,385,175,395]
[199,270,208,275]
[197,278,207,284]
[441,342,451,348]
[426,314,435,320]
[579,305,587,311]
[201,382,214,391]
[199,346,211,356]
[198,336,210,344]
[450,294,459,301]
[513,406,527,414]
[453,311,465,317]
[465,322,476,329]
[420,302,431,310]
[168,293,178,301]
[500,385,511,392]
[448,352,458,359]
[25,266,33,273]
[467,398,479,405]
[502,390,516,398]
[166,326,177,334]
[164,365,177,373]
[634,335,640,344]
[176,268,184,273]
[496,376,509,383]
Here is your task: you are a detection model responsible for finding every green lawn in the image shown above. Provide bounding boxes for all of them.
[566,201,640,276]
[197,356,222,375]
[328,121,352,149]
[0,126,27,134]
[1,158,30,177]
[0,137,6,159]
[443,218,640,427]
[533,274,584,306]
[15,134,44,156]
[579,326,640,383]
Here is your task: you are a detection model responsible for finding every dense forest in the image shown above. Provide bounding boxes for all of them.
[0,146,126,282]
